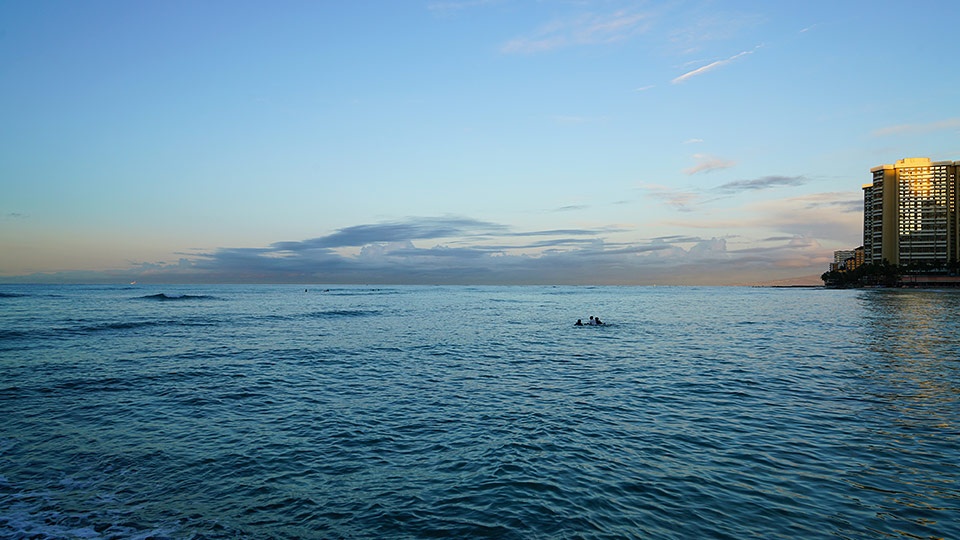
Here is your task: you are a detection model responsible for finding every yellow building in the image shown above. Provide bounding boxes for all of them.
[853,246,865,269]
[863,158,960,267]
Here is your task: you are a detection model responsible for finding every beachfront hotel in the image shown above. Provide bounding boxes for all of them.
[862,157,960,267]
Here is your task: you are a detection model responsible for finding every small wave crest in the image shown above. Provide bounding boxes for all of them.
[135,293,218,301]
[305,309,382,318]
[78,320,214,333]
[315,288,402,296]
[0,292,27,298]
[2,319,219,343]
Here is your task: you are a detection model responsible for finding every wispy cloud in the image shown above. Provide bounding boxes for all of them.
[668,11,765,56]
[508,228,606,238]
[502,10,651,54]
[267,217,507,252]
[871,118,960,136]
[553,204,589,212]
[683,138,704,144]
[796,191,862,213]
[714,175,808,193]
[684,153,736,175]
[668,191,861,247]
[638,183,700,212]
[671,45,761,84]
[634,85,655,92]
[759,198,861,245]
[652,235,707,244]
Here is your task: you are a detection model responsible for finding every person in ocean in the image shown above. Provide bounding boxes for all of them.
[594,316,603,325]
[575,319,583,326]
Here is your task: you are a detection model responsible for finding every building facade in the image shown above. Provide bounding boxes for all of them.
[863,157,960,267]
[829,247,865,272]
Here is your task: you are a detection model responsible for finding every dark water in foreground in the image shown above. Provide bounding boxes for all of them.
[0,284,957,539]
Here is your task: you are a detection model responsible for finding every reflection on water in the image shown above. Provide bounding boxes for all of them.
[849,290,960,535]
[857,290,960,409]
[861,289,960,355]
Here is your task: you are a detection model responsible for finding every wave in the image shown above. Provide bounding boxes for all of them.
[0,329,30,340]
[135,293,219,301]
[2,319,220,342]
[314,288,403,296]
[253,310,382,322]
[0,292,28,298]
[75,320,213,333]
[304,309,382,318]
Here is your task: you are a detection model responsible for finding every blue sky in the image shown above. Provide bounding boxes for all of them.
[2,0,958,284]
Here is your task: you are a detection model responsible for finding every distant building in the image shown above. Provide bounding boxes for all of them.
[833,250,854,270]
[830,247,864,272]
[863,157,960,267]
[834,250,854,265]
[853,246,864,270]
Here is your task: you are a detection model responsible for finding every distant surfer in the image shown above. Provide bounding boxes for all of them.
[575,319,583,326]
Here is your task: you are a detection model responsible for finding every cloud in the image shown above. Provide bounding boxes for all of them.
[797,192,862,213]
[668,11,765,56]
[4,213,840,286]
[502,10,651,54]
[668,191,862,247]
[724,235,828,270]
[641,174,821,212]
[683,138,704,144]
[188,227,728,284]
[684,153,736,175]
[761,235,798,242]
[871,118,960,137]
[509,228,603,238]
[671,45,761,84]
[634,85,655,92]
[714,175,808,193]
[553,204,589,212]
[638,183,700,211]
[270,217,508,251]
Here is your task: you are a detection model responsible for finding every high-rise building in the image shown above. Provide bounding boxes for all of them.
[863,157,960,267]
[834,250,855,266]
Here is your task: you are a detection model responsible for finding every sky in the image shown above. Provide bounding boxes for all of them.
[2,0,959,285]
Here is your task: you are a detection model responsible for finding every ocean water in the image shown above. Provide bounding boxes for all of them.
[0,284,957,539]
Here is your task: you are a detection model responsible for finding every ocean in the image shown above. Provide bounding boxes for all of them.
[1,284,957,539]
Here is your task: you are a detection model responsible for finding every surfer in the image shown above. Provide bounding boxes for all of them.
[575,319,583,326]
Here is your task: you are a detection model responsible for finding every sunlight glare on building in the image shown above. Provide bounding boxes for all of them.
[862,157,959,268]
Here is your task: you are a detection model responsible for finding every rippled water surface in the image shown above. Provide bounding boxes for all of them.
[1,285,958,539]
